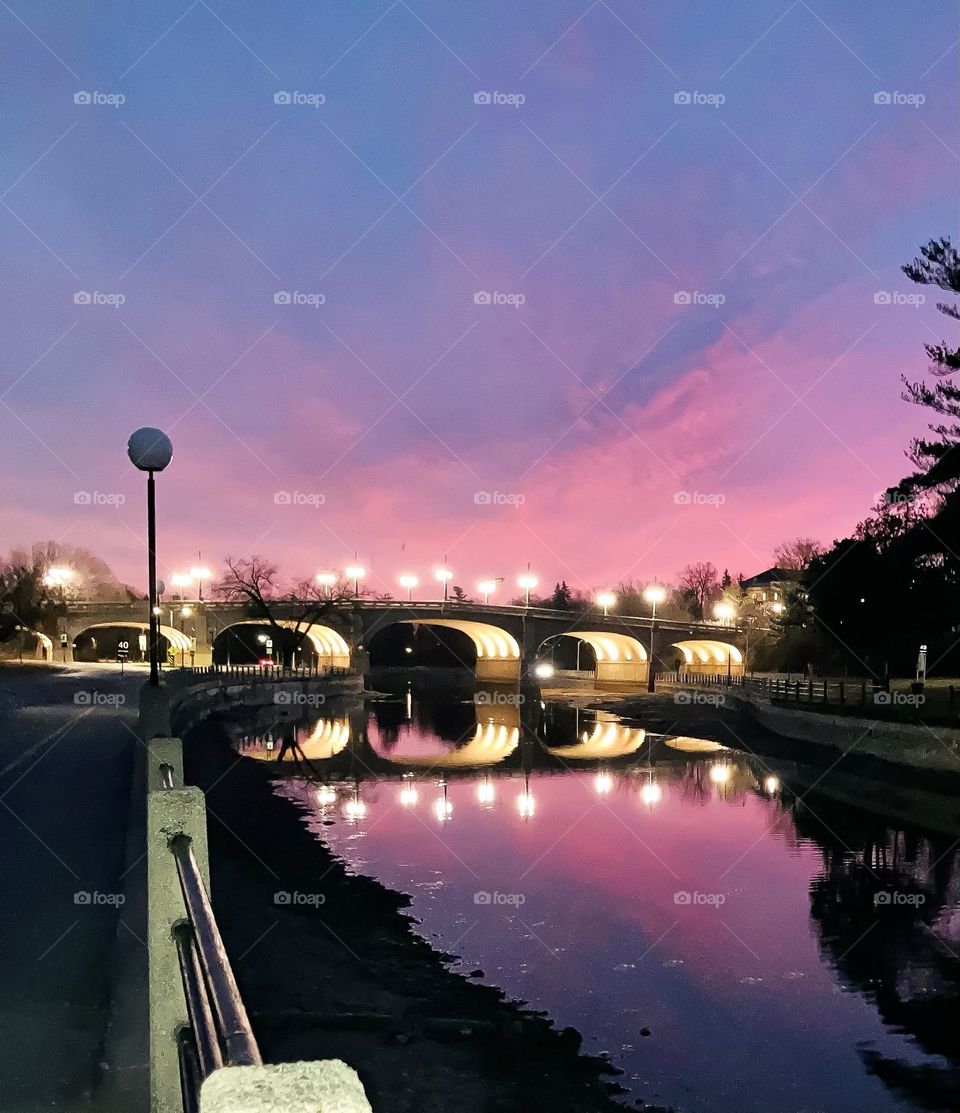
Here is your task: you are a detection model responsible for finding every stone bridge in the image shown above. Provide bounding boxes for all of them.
[57,600,744,684]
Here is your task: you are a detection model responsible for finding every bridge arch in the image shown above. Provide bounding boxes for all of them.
[371,618,521,682]
[72,621,191,663]
[212,621,350,668]
[670,639,743,677]
[540,631,648,685]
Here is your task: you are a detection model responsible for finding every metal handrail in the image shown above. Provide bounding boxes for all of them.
[168,833,261,1069]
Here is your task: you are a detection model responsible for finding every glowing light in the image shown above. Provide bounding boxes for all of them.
[533,662,554,679]
[713,601,736,624]
[344,797,367,821]
[595,772,613,795]
[709,762,733,784]
[399,785,419,806]
[640,781,662,805]
[770,601,784,615]
[43,566,74,588]
[596,591,617,615]
[316,572,337,588]
[477,779,495,806]
[477,580,496,604]
[180,605,193,618]
[189,567,211,582]
[345,565,365,580]
[434,567,453,582]
[517,791,536,818]
[399,574,418,601]
[316,785,337,806]
[517,574,537,590]
[764,775,780,794]
[433,796,453,823]
[643,583,667,606]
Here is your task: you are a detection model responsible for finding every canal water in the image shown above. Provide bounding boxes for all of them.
[232,691,960,1113]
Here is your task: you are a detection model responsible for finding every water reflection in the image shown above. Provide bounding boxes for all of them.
[225,691,960,1113]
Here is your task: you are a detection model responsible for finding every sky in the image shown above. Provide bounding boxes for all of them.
[1,1,957,598]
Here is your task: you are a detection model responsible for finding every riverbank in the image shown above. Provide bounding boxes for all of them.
[184,716,644,1113]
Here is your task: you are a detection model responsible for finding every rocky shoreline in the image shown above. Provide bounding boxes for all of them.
[184,716,656,1113]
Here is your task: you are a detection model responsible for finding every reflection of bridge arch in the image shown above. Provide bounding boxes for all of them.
[542,631,648,685]
[380,718,521,768]
[545,720,646,760]
[75,621,191,659]
[670,639,743,676]
[213,621,350,668]
[391,619,521,682]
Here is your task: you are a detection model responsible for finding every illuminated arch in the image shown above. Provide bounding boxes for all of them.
[379,719,520,769]
[78,621,192,652]
[545,630,649,685]
[213,621,350,668]
[392,619,521,682]
[545,719,646,760]
[670,640,743,675]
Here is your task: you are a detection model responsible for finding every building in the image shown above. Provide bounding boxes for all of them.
[740,567,800,612]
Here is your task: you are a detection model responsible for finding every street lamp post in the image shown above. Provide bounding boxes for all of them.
[713,601,737,684]
[127,428,173,687]
[477,580,495,605]
[642,583,667,693]
[596,591,616,617]
[344,565,365,598]
[316,571,337,598]
[435,565,453,602]
[518,570,537,608]
[399,574,418,603]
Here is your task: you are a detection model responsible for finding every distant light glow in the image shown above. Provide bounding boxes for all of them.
[640,781,662,805]
[643,583,667,606]
[533,662,554,679]
[764,775,780,794]
[709,762,733,784]
[595,772,613,795]
[477,779,495,806]
[517,791,536,818]
[316,785,337,806]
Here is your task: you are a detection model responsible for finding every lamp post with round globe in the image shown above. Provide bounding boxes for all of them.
[642,583,667,693]
[596,590,616,617]
[127,428,173,686]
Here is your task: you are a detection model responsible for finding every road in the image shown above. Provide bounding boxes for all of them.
[0,663,142,1113]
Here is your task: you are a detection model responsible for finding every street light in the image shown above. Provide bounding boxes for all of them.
[170,572,191,601]
[189,566,211,602]
[713,601,737,683]
[316,571,337,597]
[179,605,193,667]
[398,574,418,602]
[518,572,537,607]
[127,427,173,686]
[434,566,454,602]
[596,590,616,616]
[344,565,365,597]
[477,580,496,605]
[642,583,667,693]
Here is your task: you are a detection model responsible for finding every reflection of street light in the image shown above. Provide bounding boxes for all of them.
[398,574,418,602]
[709,762,733,785]
[518,572,537,607]
[642,583,667,693]
[640,780,662,806]
[433,780,452,823]
[596,590,616,616]
[477,776,495,807]
[595,771,613,796]
[477,580,496,605]
[434,566,454,601]
[127,426,174,687]
[400,775,418,807]
[344,565,365,597]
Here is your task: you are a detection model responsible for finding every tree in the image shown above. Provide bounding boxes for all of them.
[677,562,720,620]
[772,537,824,571]
[900,237,960,491]
[213,556,350,668]
[548,581,573,610]
[450,585,471,604]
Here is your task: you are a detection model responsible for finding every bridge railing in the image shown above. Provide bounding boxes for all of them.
[191,664,352,681]
[656,671,744,687]
[748,676,884,707]
[147,738,371,1113]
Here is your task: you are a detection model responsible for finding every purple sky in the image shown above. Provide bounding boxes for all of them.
[1,2,956,597]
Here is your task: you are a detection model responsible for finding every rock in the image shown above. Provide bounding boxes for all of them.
[640,1027,651,1037]
[468,969,484,978]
